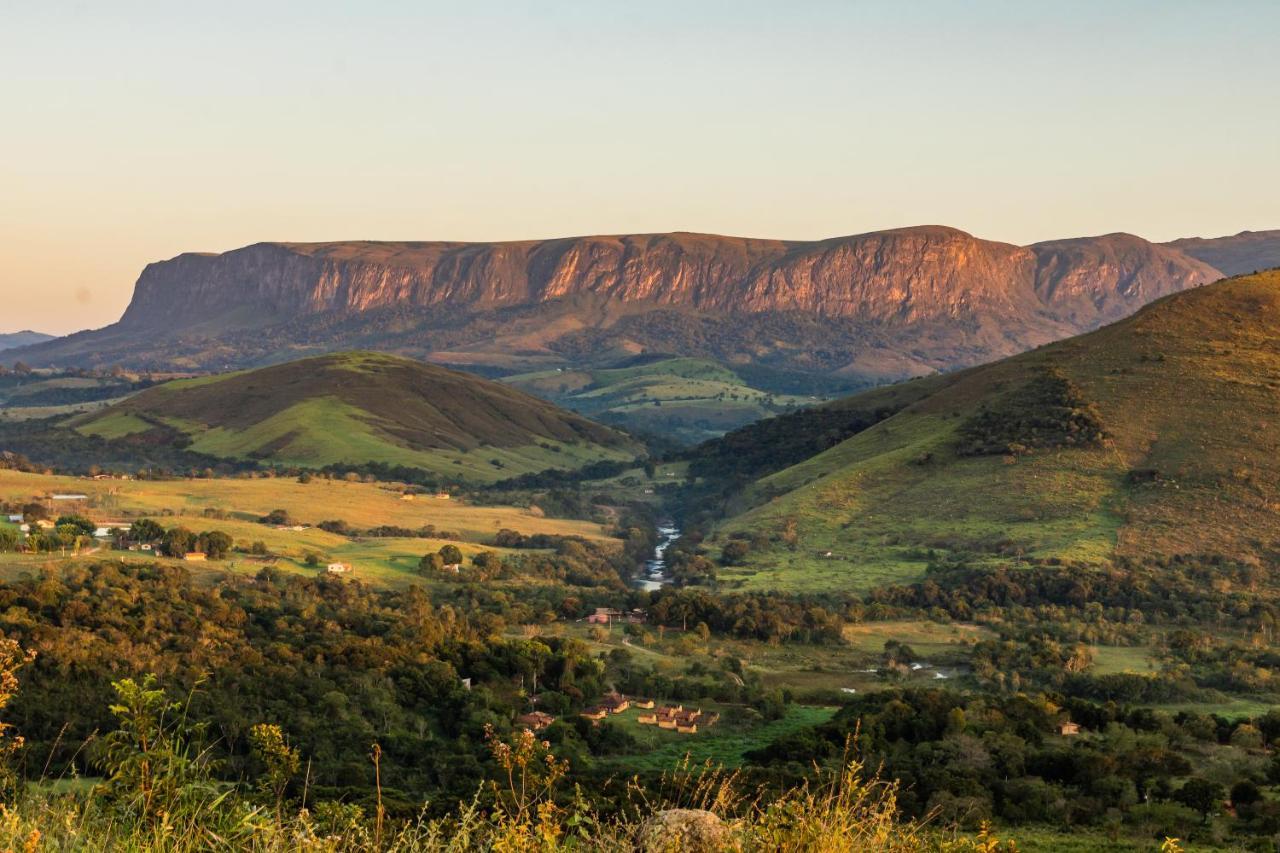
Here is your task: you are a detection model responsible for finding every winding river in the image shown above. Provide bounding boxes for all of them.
[635,521,680,590]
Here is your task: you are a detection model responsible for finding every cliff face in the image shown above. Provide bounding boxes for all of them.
[120,226,1217,333]
[1030,233,1223,327]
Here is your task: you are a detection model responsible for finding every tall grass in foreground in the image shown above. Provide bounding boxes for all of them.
[0,641,1021,851]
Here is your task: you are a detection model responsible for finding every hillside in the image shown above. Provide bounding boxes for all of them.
[14,227,1225,388]
[502,356,856,443]
[71,351,636,481]
[0,332,53,352]
[695,269,1280,592]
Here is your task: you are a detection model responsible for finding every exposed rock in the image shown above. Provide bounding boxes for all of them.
[635,808,732,852]
[113,226,1218,334]
[14,225,1238,384]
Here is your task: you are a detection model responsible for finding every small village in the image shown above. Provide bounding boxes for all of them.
[517,692,720,737]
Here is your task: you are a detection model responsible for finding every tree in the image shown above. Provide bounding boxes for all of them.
[249,722,300,824]
[0,529,19,553]
[1174,778,1225,823]
[55,515,96,537]
[93,675,218,824]
[198,531,232,560]
[161,527,197,558]
[259,509,292,526]
[130,518,165,543]
[438,544,464,566]
[418,552,445,574]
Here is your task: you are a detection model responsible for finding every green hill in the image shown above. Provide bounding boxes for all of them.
[502,356,849,444]
[72,352,636,482]
[695,270,1280,592]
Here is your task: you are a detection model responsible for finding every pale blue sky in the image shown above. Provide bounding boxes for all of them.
[2,0,1278,333]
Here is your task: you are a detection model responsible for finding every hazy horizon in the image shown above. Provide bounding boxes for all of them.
[5,0,1279,335]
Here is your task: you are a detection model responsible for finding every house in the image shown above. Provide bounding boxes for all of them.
[182,552,207,562]
[637,713,658,725]
[34,520,55,531]
[580,707,608,722]
[51,494,88,502]
[434,492,451,500]
[676,723,698,734]
[326,562,352,575]
[586,607,648,625]
[1059,722,1081,736]
[5,515,22,524]
[601,693,629,714]
[633,698,655,710]
[515,711,556,731]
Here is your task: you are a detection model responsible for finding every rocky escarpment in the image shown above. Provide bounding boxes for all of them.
[14,225,1243,387]
[115,226,1219,334]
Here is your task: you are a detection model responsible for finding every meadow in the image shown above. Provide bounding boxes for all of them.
[0,469,617,586]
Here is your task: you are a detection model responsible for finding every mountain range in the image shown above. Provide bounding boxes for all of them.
[9,225,1278,436]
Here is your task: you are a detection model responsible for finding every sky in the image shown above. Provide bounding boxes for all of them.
[2,0,1278,334]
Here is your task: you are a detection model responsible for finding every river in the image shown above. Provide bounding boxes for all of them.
[635,521,679,590]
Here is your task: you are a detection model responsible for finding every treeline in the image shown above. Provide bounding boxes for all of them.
[748,687,1280,840]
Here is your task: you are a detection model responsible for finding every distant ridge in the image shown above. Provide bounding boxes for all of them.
[0,331,54,352]
[1165,229,1280,276]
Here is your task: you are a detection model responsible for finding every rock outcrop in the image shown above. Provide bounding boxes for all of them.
[16,225,1253,385]
[115,226,1220,335]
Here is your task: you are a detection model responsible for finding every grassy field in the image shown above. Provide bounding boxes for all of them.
[0,469,618,587]
[0,470,609,541]
[1090,645,1161,675]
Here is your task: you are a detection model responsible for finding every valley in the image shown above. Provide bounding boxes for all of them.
[3,262,1280,851]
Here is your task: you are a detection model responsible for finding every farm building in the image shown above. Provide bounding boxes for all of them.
[182,552,207,562]
[586,607,647,625]
[600,693,629,714]
[515,711,555,731]
[1059,722,1081,736]
[327,563,352,575]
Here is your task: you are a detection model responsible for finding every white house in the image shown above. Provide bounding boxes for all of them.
[5,515,22,523]
[326,562,351,574]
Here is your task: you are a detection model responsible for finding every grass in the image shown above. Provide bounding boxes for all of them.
[1090,645,1160,675]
